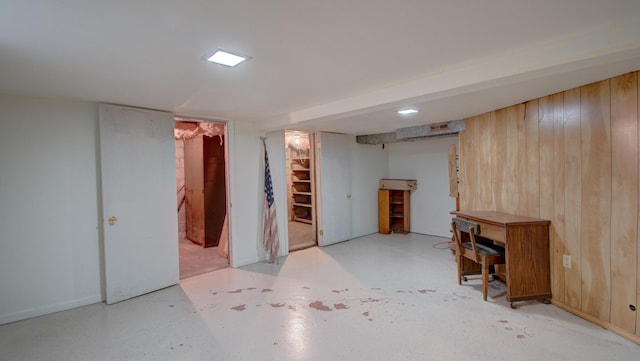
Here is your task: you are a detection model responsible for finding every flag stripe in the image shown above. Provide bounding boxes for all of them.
[262,139,279,263]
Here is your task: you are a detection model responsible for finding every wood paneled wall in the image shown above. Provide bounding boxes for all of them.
[458,71,640,343]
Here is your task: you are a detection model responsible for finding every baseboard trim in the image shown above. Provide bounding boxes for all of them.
[0,294,103,326]
[551,299,640,345]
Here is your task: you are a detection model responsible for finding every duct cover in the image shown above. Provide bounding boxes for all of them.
[395,119,465,140]
[356,119,465,145]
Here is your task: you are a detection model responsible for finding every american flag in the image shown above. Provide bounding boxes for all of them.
[262,139,279,263]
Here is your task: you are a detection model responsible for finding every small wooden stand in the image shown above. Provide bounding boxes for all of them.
[378,179,415,234]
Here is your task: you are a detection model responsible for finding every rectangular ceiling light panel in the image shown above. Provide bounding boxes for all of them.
[207,50,248,67]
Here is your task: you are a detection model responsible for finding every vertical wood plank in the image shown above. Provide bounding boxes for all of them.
[564,87,582,309]
[637,71,640,337]
[493,108,510,212]
[448,144,459,198]
[637,70,640,338]
[511,104,527,215]
[478,112,494,210]
[184,136,205,246]
[458,117,474,210]
[540,95,562,302]
[580,80,611,320]
[457,123,468,210]
[378,189,390,234]
[525,100,540,217]
[610,72,638,333]
[552,92,566,304]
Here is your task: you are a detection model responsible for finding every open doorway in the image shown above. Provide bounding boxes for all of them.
[285,130,317,251]
[175,119,230,279]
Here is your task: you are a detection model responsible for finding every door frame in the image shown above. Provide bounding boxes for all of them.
[284,130,318,251]
[174,115,233,266]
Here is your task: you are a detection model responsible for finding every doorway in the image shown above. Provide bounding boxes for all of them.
[285,130,317,251]
[175,119,230,279]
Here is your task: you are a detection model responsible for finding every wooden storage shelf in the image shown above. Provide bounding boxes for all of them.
[293,203,312,207]
[378,189,410,234]
[290,156,313,224]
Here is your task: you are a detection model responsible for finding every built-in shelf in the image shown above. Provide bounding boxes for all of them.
[291,156,313,224]
[378,189,411,234]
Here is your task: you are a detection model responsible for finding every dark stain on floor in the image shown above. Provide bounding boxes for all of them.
[360,297,389,304]
[231,304,246,311]
[309,301,332,311]
[362,311,373,321]
[418,289,436,294]
[219,286,439,317]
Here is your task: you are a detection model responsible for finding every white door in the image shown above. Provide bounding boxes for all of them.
[99,104,179,304]
[315,132,352,246]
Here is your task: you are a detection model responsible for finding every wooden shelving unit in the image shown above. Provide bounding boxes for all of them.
[291,157,313,224]
[378,189,410,234]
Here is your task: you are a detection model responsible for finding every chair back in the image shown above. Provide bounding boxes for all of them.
[451,217,482,262]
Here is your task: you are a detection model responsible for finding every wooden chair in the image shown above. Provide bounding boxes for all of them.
[451,217,505,301]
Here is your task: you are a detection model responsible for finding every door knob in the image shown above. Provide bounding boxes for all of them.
[346,194,351,199]
[107,216,118,225]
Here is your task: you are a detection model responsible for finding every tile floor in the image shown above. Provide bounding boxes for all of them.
[1,233,639,361]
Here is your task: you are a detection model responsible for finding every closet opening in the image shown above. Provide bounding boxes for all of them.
[175,119,230,279]
[285,130,317,251]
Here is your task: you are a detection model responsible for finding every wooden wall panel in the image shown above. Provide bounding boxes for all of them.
[564,87,582,309]
[458,118,474,210]
[552,92,566,304]
[510,104,527,214]
[524,100,540,216]
[610,73,638,333]
[580,80,611,320]
[458,70,640,343]
[493,108,510,212]
[478,113,494,209]
[540,94,564,303]
[184,136,205,245]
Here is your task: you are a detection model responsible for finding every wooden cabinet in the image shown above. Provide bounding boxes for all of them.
[184,135,226,247]
[291,157,313,224]
[378,189,410,234]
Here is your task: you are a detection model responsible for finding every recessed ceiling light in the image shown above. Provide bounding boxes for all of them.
[207,49,249,67]
[397,108,419,115]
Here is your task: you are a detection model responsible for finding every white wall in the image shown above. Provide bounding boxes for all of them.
[349,139,389,238]
[0,95,102,324]
[0,93,455,324]
[0,95,286,324]
[228,124,288,266]
[387,136,457,237]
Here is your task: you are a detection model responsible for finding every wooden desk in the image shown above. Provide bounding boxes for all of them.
[454,210,551,303]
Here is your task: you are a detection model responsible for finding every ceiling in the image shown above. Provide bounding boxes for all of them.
[2,0,640,135]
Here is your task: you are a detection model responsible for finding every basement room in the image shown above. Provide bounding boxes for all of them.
[1,1,640,360]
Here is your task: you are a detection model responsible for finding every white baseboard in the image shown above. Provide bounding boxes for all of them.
[0,294,103,325]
